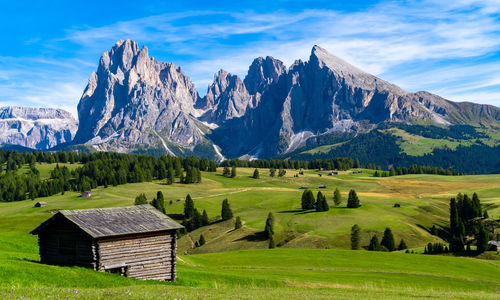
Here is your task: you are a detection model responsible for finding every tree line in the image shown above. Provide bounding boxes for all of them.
[0,152,216,202]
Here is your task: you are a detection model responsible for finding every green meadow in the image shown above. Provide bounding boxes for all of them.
[0,165,499,298]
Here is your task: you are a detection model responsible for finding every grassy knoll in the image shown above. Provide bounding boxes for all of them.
[0,164,499,298]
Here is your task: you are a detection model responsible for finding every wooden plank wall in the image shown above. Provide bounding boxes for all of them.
[97,231,176,281]
[38,218,96,267]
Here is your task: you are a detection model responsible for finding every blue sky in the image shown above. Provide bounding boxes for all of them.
[1,0,500,117]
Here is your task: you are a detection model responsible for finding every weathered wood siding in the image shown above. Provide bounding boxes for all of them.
[38,218,96,267]
[97,231,177,281]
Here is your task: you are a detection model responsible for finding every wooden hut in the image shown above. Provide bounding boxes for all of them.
[34,201,47,207]
[30,204,183,281]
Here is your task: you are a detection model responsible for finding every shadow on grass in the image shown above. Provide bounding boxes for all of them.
[234,231,268,242]
[416,223,450,241]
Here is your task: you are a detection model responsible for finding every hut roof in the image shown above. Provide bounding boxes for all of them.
[31,204,183,238]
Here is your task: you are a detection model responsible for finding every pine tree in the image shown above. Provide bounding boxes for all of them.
[151,191,165,213]
[199,234,206,246]
[184,194,195,219]
[368,235,380,251]
[449,198,464,252]
[301,189,315,210]
[134,193,147,205]
[269,235,276,249]
[269,168,276,177]
[333,188,341,206]
[316,191,329,212]
[231,166,237,178]
[347,189,360,208]
[354,158,360,168]
[472,192,482,218]
[278,168,286,177]
[381,227,395,251]
[476,223,489,253]
[265,212,275,238]
[222,166,230,177]
[190,209,202,230]
[221,199,233,220]
[201,209,209,226]
[398,239,408,250]
[234,216,242,229]
[350,224,360,250]
[483,210,489,219]
[252,168,259,179]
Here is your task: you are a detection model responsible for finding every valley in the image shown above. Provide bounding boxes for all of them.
[0,163,499,298]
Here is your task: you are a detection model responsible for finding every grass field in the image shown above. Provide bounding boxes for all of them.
[0,164,499,298]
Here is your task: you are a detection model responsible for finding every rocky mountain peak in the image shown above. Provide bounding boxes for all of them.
[0,107,77,150]
[198,69,252,124]
[244,56,286,95]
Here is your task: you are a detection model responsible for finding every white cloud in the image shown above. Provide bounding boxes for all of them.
[2,0,500,115]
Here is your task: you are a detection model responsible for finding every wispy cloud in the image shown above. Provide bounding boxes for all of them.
[1,0,500,117]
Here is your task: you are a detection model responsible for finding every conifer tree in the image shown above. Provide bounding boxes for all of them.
[398,239,408,250]
[231,166,237,178]
[190,208,202,230]
[269,235,276,249]
[316,191,329,212]
[253,168,259,179]
[201,209,209,226]
[222,166,230,177]
[234,216,242,229]
[301,189,315,210]
[476,223,488,253]
[483,210,489,219]
[368,235,380,251]
[265,212,275,238]
[221,198,233,220]
[134,193,147,205]
[381,227,395,251]
[354,158,360,168]
[166,167,175,185]
[184,194,195,219]
[333,188,342,206]
[199,234,206,246]
[151,191,165,213]
[350,224,360,250]
[347,189,360,208]
[278,168,286,177]
[270,168,276,177]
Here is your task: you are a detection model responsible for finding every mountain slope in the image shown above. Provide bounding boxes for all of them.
[0,106,77,150]
[72,40,500,161]
[210,45,500,158]
[73,40,208,155]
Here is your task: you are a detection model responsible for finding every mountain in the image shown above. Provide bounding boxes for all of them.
[72,40,500,162]
[210,45,500,158]
[73,40,218,157]
[0,106,77,150]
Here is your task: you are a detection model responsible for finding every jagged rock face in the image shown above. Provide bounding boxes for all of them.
[244,56,286,95]
[198,70,253,124]
[73,40,500,159]
[74,40,202,152]
[210,45,500,158]
[0,107,77,149]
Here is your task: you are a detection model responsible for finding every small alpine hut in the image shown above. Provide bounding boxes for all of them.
[30,204,183,281]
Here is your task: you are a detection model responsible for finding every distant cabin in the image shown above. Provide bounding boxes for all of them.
[328,172,338,175]
[394,203,401,208]
[81,191,91,198]
[299,186,309,189]
[30,204,183,281]
[318,185,327,189]
[489,241,500,251]
[34,201,46,208]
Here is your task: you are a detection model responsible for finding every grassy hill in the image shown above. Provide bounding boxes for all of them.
[0,164,499,298]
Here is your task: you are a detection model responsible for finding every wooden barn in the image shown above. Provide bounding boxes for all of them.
[30,204,183,281]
